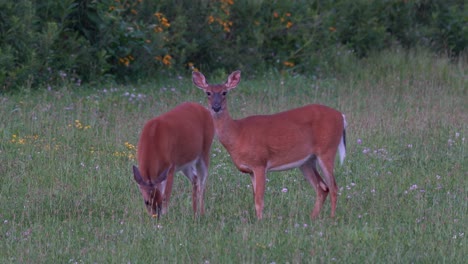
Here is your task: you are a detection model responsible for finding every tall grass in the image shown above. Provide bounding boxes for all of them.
[1,49,466,263]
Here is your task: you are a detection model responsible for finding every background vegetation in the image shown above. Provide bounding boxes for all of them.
[1,49,466,262]
[1,0,466,262]
[1,0,467,91]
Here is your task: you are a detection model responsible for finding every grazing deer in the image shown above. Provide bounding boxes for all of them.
[132,102,214,218]
[193,70,347,220]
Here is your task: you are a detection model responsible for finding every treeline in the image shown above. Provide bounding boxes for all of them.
[0,0,466,91]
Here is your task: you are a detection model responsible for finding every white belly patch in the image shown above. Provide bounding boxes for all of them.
[267,156,311,172]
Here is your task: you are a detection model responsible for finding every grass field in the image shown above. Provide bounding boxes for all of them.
[1,49,466,263]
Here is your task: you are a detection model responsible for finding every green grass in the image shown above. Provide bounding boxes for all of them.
[1,49,466,263]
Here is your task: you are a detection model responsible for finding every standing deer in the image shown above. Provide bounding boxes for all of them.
[132,102,214,218]
[193,70,347,220]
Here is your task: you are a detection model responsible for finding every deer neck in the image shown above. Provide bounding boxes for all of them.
[212,107,239,149]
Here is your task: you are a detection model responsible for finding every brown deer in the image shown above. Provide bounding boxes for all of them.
[193,71,346,219]
[132,102,214,218]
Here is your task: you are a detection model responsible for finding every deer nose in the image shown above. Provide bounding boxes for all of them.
[212,105,221,112]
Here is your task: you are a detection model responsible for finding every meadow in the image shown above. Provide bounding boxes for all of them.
[1,49,466,263]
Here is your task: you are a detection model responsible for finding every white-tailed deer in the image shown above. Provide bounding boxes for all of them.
[193,70,347,220]
[132,102,214,218]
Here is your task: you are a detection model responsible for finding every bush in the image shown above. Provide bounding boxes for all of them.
[1,0,466,91]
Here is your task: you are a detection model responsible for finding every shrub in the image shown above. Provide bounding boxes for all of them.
[0,0,466,91]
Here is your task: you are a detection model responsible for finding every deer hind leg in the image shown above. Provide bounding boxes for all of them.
[182,165,200,216]
[250,167,267,219]
[317,155,338,218]
[195,158,209,215]
[300,158,329,219]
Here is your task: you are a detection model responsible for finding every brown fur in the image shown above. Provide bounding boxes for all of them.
[193,71,346,219]
[132,102,214,217]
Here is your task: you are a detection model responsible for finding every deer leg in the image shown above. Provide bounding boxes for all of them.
[182,166,199,216]
[251,167,267,219]
[300,158,329,219]
[318,156,338,218]
[192,175,199,215]
[161,166,175,215]
[196,159,209,215]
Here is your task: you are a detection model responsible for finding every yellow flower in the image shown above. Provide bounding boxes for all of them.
[125,142,136,150]
[286,21,293,29]
[75,120,83,129]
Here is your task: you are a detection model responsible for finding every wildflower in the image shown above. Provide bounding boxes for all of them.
[281,188,288,193]
[156,54,172,66]
[154,26,163,33]
[283,61,295,67]
[208,15,215,24]
[160,17,171,28]
[124,142,136,151]
[448,139,454,146]
[154,12,163,19]
[329,27,337,32]
[75,120,83,129]
[154,12,170,28]
[187,62,199,72]
[286,21,293,29]
[357,139,362,144]
[409,184,418,191]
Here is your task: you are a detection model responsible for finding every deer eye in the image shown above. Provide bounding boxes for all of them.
[144,200,150,206]
[222,91,227,96]
[206,92,211,96]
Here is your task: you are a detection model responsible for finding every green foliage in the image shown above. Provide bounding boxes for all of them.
[0,51,466,262]
[0,0,466,91]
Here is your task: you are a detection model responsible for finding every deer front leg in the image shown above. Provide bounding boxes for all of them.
[161,166,175,215]
[251,167,267,219]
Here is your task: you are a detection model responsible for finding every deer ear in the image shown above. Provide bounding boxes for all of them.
[226,70,241,90]
[133,165,145,185]
[192,71,208,90]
